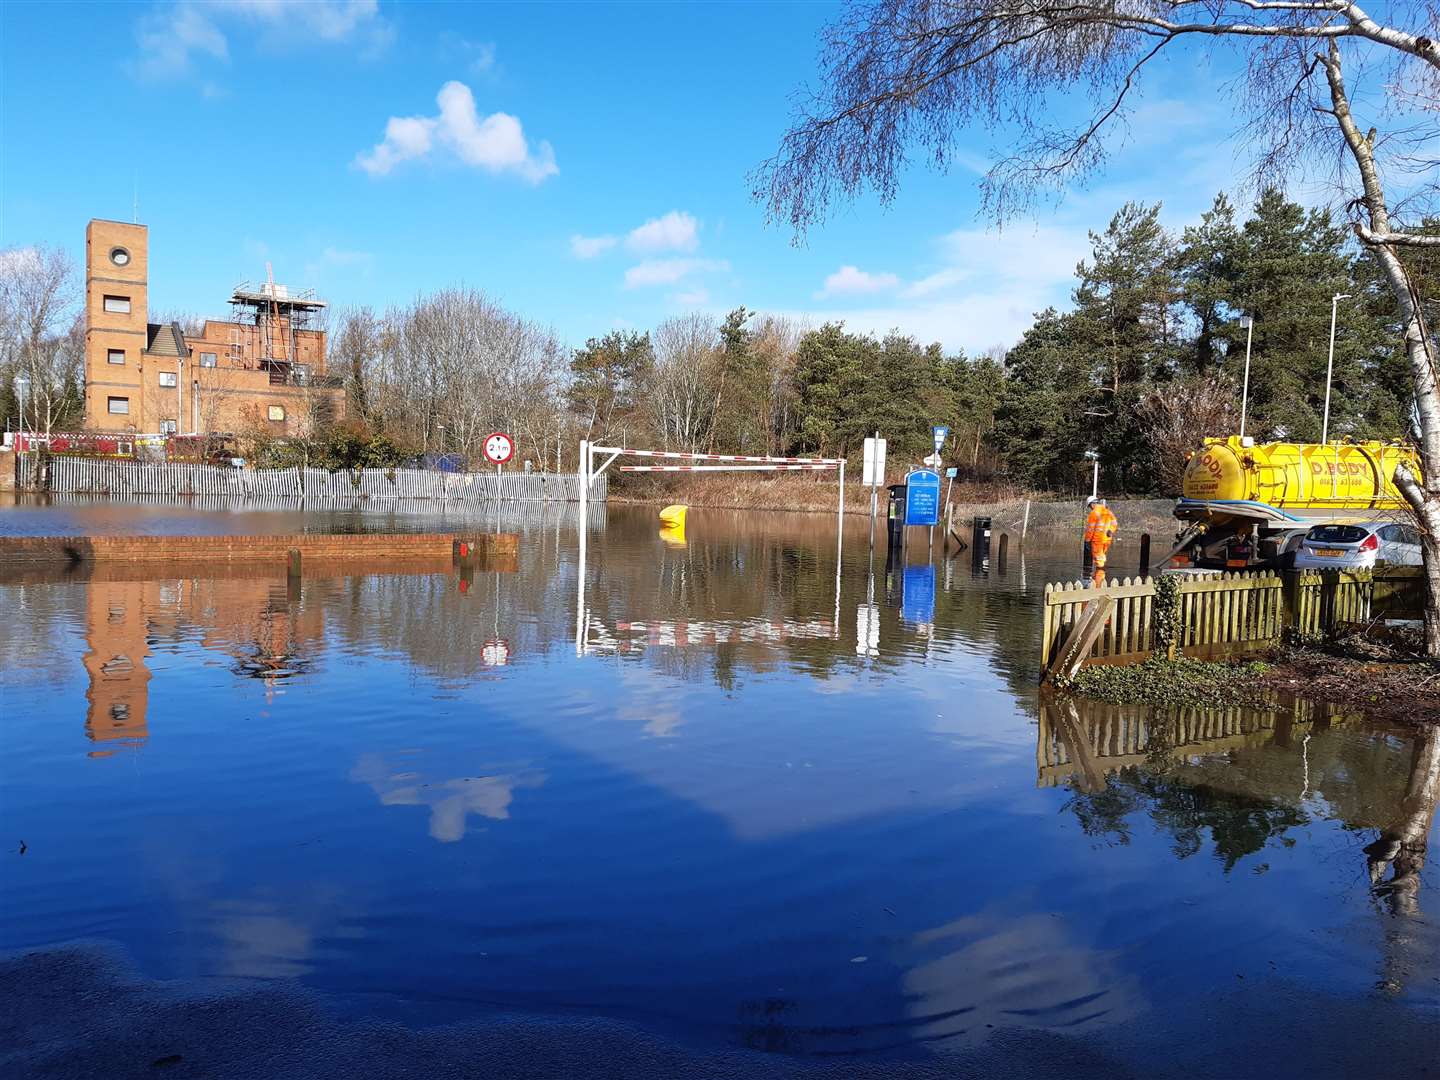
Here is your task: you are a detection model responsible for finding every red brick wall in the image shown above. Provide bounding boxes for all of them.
[0,532,519,564]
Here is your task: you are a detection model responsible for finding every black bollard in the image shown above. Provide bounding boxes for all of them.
[286,548,302,602]
[1139,533,1151,578]
[998,532,1009,574]
[971,516,992,557]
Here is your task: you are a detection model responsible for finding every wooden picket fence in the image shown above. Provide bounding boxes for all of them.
[17,454,606,504]
[1041,567,1419,672]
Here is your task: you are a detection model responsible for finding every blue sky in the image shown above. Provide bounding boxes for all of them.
[2,0,1257,353]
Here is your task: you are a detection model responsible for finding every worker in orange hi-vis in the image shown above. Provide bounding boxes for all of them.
[1084,496,1118,584]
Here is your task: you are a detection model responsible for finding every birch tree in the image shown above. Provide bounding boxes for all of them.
[754,0,1440,654]
[0,245,81,434]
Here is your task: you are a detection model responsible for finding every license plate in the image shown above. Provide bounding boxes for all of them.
[1314,548,1345,557]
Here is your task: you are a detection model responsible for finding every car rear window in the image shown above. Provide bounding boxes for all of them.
[1306,525,1369,543]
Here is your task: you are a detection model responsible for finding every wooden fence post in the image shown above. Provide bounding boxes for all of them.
[1043,594,1116,684]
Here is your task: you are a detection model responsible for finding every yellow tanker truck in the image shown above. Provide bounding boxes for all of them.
[1172,436,1421,568]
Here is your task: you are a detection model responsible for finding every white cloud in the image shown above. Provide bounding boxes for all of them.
[818,265,900,298]
[789,224,1092,352]
[623,258,728,289]
[131,1,388,82]
[626,211,699,254]
[674,287,710,306]
[570,234,617,259]
[467,40,498,76]
[304,246,374,279]
[356,81,558,183]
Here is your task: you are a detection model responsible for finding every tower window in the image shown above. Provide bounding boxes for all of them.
[199,352,217,368]
[159,419,177,435]
[158,372,177,388]
[107,396,130,415]
[103,295,131,314]
[110,247,131,267]
[107,349,125,365]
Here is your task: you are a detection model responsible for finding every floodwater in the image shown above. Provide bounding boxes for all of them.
[3,500,1438,1077]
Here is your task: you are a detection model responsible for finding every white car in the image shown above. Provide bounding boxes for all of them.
[1292,522,1423,571]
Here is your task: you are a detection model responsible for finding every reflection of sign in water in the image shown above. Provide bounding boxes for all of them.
[856,603,880,656]
[481,639,511,666]
[905,469,941,527]
[902,564,935,625]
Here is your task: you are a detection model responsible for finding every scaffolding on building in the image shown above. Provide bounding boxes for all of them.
[228,263,326,384]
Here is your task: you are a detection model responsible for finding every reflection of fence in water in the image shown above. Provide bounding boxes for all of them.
[27,492,608,532]
[583,616,837,654]
[1036,694,1355,789]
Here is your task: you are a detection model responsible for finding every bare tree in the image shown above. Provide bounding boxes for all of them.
[754,0,1440,653]
[372,288,565,463]
[330,306,382,426]
[649,314,720,451]
[751,314,806,454]
[0,245,81,434]
[1136,374,1239,494]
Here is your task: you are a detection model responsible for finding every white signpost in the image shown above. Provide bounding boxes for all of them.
[929,426,949,553]
[862,434,888,550]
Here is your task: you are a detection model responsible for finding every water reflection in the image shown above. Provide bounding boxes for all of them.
[1043,691,1440,994]
[351,753,546,843]
[2,504,1437,1064]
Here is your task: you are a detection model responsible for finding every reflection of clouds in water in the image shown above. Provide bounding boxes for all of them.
[902,912,1143,1044]
[351,754,545,842]
[206,888,356,979]
[614,664,689,739]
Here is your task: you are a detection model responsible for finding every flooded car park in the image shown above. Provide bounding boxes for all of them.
[3,501,1437,1076]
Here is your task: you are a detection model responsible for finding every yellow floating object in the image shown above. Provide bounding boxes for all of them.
[659,521,687,547]
[1180,435,1421,511]
[659,504,688,526]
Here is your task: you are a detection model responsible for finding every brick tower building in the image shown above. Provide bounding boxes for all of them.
[82,219,344,437]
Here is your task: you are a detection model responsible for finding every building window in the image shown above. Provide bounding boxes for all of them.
[110,247,131,267]
[107,396,129,415]
[107,348,125,365]
[199,352,217,368]
[159,419,177,435]
[103,295,131,314]
[158,372,177,388]
[268,405,286,422]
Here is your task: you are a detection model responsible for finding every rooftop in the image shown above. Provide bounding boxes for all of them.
[230,281,326,311]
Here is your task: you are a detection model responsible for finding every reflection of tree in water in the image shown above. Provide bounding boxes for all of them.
[1049,694,1440,993]
[1063,767,1307,869]
[1365,726,1440,917]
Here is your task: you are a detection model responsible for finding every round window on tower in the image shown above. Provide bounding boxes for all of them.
[110,247,131,267]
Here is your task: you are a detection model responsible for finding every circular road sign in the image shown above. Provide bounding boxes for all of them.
[483,432,515,465]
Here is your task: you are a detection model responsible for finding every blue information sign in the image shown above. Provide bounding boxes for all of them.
[902,564,936,625]
[904,468,941,527]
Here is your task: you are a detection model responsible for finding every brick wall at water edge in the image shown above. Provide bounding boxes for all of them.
[0,532,519,565]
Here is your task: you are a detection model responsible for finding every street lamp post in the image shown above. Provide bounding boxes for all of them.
[15,373,30,450]
[1083,448,1099,499]
[1322,293,1351,445]
[1238,315,1254,438]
